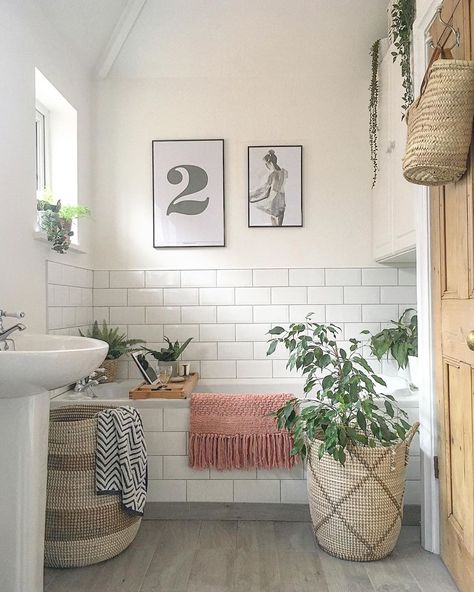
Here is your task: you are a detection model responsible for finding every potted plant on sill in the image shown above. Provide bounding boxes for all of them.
[79,321,144,383]
[368,308,418,389]
[267,316,418,562]
[142,336,193,377]
[37,195,90,254]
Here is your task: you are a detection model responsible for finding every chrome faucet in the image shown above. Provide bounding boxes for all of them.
[0,310,26,350]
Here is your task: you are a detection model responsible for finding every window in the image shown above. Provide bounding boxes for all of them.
[35,104,48,197]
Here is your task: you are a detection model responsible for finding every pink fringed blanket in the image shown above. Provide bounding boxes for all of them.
[189,393,297,470]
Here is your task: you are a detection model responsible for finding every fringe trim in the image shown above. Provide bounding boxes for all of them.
[189,433,298,470]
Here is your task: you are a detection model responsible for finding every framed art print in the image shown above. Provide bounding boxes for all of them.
[152,139,225,247]
[248,145,303,227]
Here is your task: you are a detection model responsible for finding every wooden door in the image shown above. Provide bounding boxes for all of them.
[431,1,474,590]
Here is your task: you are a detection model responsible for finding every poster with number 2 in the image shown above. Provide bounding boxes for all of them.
[152,139,225,248]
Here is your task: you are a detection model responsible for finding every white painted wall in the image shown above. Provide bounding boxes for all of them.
[93,0,389,270]
[0,0,94,332]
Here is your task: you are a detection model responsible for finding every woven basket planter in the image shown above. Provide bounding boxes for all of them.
[403,58,474,186]
[101,359,119,383]
[45,405,141,568]
[307,423,419,562]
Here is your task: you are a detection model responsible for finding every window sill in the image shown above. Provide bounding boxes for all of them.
[33,230,87,255]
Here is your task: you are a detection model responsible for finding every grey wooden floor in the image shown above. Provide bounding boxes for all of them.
[44,521,458,592]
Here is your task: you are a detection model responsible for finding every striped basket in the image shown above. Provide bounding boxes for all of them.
[45,405,141,568]
[307,423,419,562]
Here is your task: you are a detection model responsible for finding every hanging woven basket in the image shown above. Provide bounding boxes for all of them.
[306,423,419,562]
[402,50,474,186]
[45,405,141,568]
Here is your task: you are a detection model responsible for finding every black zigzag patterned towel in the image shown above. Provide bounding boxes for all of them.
[96,406,147,516]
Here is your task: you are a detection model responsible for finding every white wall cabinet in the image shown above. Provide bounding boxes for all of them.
[372,41,417,263]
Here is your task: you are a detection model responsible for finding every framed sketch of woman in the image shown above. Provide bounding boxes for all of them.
[248,145,303,227]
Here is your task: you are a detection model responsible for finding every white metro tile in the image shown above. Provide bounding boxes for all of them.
[325,305,361,323]
[146,307,181,324]
[163,324,200,342]
[272,287,307,305]
[93,270,109,289]
[146,432,187,455]
[343,286,380,304]
[235,324,270,342]
[93,307,109,323]
[164,456,209,479]
[253,305,289,323]
[109,271,144,288]
[200,324,235,342]
[187,480,233,502]
[147,457,163,480]
[235,287,271,305]
[148,480,186,502]
[343,323,380,340]
[210,468,257,479]
[404,481,421,505]
[236,360,272,378]
[199,287,234,305]
[201,361,237,378]
[109,307,145,325]
[139,408,163,431]
[398,267,416,285]
[181,270,217,287]
[69,287,82,306]
[234,480,280,503]
[217,306,252,323]
[181,306,216,324]
[257,464,304,480]
[380,286,417,304]
[325,268,362,286]
[272,359,301,379]
[253,341,287,360]
[253,269,288,286]
[146,270,180,288]
[48,307,62,330]
[362,304,400,323]
[218,342,253,360]
[128,324,163,343]
[94,289,127,307]
[164,288,199,306]
[281,480,308,503]
[47,261,63,284]
[81,289,93,307]
[289,268,325,286]
[362,268,398,286]
[163,408,190,431]
[307,287,343,304]
[182,342,217,361]
[128,289,163,306]
[217,269,253,287]
[289,305,325,323]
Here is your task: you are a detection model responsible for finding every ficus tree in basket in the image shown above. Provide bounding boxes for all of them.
[266,316,412,465]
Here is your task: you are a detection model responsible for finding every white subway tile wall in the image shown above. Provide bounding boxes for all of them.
[85,267,417,379]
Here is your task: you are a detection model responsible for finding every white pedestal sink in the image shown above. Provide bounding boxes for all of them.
[0,334,108,592]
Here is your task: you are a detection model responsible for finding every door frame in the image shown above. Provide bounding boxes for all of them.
[413,0,443,554]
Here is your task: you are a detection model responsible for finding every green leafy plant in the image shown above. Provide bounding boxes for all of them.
[79,321,144,360]
[391,0,416,116]
[267,316,411,465]
[369,38,381,188]
[368,308,417,369]
[143,336,193,362]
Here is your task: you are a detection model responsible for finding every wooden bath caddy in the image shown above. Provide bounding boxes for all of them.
[128,373,199,400]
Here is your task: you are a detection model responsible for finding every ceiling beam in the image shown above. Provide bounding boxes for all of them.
[95,0,147,79]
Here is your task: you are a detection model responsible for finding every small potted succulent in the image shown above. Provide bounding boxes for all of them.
[79,321,144,382]
[142,336,193,377]
[368,308,418,389]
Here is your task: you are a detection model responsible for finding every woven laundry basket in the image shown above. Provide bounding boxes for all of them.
[307,423,419,562]
[101,359,119,383]
[402,53,474,186]
[45,405,141,568]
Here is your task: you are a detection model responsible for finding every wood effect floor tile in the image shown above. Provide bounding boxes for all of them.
[278,550,329,592]
[187,549,234,592]
[273,521,317,552]
[198,520,237,550]
[236,520,276,550]
[233,549,281,592]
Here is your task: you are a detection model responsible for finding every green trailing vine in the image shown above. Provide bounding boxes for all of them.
[369,39,380,188]
[391,0,416,116]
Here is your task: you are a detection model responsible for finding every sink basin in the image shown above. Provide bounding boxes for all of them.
[0,333,108,392]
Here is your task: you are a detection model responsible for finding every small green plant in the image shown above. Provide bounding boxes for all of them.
[391,0,416,116]
[143,336,193,362]
[369,38,381,188]
[59,204,91,221]
[368,308,417,369]
[267,316,411,465]
[79,321,144,360]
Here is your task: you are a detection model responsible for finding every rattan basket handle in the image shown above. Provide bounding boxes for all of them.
[404,421,420,448]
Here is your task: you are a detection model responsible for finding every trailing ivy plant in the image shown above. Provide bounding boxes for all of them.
[368,308,417,369]
[391,0,416,116]
[267,316,411,465]
[369,39,381,187]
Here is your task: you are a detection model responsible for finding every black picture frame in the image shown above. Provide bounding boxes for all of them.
[248,145,303,228]
[152,139,225,248]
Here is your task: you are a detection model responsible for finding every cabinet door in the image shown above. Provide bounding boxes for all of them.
[372,49,393,260]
